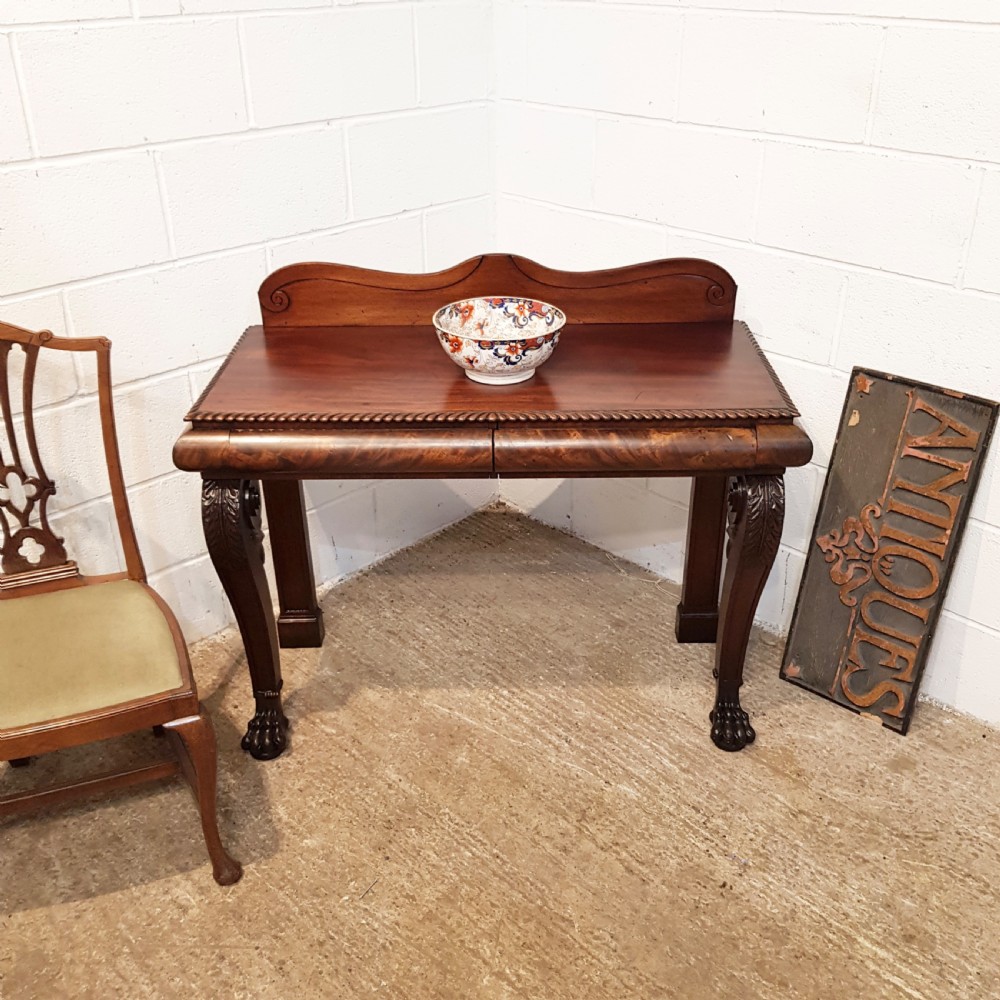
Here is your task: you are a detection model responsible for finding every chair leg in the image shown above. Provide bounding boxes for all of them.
[163,712,243,886]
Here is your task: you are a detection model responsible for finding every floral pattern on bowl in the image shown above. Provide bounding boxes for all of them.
[432,296,566,385]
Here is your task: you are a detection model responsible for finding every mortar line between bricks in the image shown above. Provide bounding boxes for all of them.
[671,9,686,124]
[825,275,850,368]
[152,151,178,258]
[235,15,256,129]
[479,2,1000,30]
[7,33,38,157]
[48,467,195,525]
[749,140,767,244]
[499,194,1000,300]
[956,168,987,290]
[26,355,223,416]
[0,101,489,173]
[0,196,488,300]
[0,3,463,32]
[6,5,1000,31]
[146,552,219,585]
[863,26,888,146]
[964,519,1000,539]
[744,346,832,374]
[939,609,1000,640]
[526,101,1000,171]
[342,127,355,223]
[667,6,1000,29]
[411,4,422,109]
[308,483,380,515]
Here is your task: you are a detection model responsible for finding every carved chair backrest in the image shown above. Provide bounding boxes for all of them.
[258,254,737,331]
[0,321,144,591]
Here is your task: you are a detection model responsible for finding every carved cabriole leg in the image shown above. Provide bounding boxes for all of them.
[262,480,325,648]
[711,474,785,752]
[202,478,287,760]
[164,712,243,886]
[675,476,729,643]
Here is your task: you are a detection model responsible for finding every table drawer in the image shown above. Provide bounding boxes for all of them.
[174,427,495,477]
[494,425,762,474]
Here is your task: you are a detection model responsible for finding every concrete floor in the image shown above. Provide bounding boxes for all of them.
[2,508,998,999]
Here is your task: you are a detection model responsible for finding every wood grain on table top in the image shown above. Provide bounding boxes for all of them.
[188,321,797,426]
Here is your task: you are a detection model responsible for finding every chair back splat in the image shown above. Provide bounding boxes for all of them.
[0,321,144,591]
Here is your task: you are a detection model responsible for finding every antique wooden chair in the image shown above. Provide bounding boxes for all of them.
[0,320,241,886]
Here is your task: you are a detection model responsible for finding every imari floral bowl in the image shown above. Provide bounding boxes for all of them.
[433,296,566,385]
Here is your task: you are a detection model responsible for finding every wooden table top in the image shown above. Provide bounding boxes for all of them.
[188,320,798,428]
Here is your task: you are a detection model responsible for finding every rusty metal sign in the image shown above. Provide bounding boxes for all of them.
[781,368,998,733]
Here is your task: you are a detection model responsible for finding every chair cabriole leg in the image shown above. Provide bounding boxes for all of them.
[164,712,243,886]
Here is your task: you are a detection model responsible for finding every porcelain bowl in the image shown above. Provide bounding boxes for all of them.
[432,296,566,385]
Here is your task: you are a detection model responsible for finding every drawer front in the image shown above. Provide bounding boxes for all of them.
[175,427,495,477]
[494,425,760,474]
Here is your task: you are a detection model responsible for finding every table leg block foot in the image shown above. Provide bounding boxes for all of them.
[277,612,325,648]
[674,605,719,643]
[709,696,756,752]
[240,691,289,761]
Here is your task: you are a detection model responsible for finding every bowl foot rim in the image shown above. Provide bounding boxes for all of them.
[464,369,536,386]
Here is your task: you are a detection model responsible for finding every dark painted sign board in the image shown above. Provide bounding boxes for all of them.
[781,368,998,733]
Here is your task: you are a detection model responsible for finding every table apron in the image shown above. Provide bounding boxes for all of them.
[174,422,811,478]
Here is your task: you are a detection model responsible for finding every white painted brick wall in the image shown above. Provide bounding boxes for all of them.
[595,121,762,238]
[678,17,882,142]
[965,171,1000,294]
[755,144,978,282]
[1,156,170,292]
[0,1,495,649]
[496,105,595,207]
[0,37,29,160]
[348,106,491,218]
[417,3,491,106]
[3,0,1000,728]
[525,5,683,118]
[18,21,247,155]
[495,2,1000,725]
[872,26,1000,160]
[243,8,416,126]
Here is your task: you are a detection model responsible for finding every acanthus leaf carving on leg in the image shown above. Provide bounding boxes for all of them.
[201,478,287,760]
[711,474,785,751]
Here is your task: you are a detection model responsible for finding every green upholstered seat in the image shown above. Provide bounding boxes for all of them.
[1,579,184,732]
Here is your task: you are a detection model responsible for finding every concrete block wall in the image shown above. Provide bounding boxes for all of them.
[494,1,1000,723]
[0,1,495,642]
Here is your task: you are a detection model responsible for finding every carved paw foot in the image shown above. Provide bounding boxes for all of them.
[241,697,289,760]
[710,698,756,752]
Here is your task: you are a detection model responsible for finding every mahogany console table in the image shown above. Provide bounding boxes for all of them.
[173,255,812,760]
